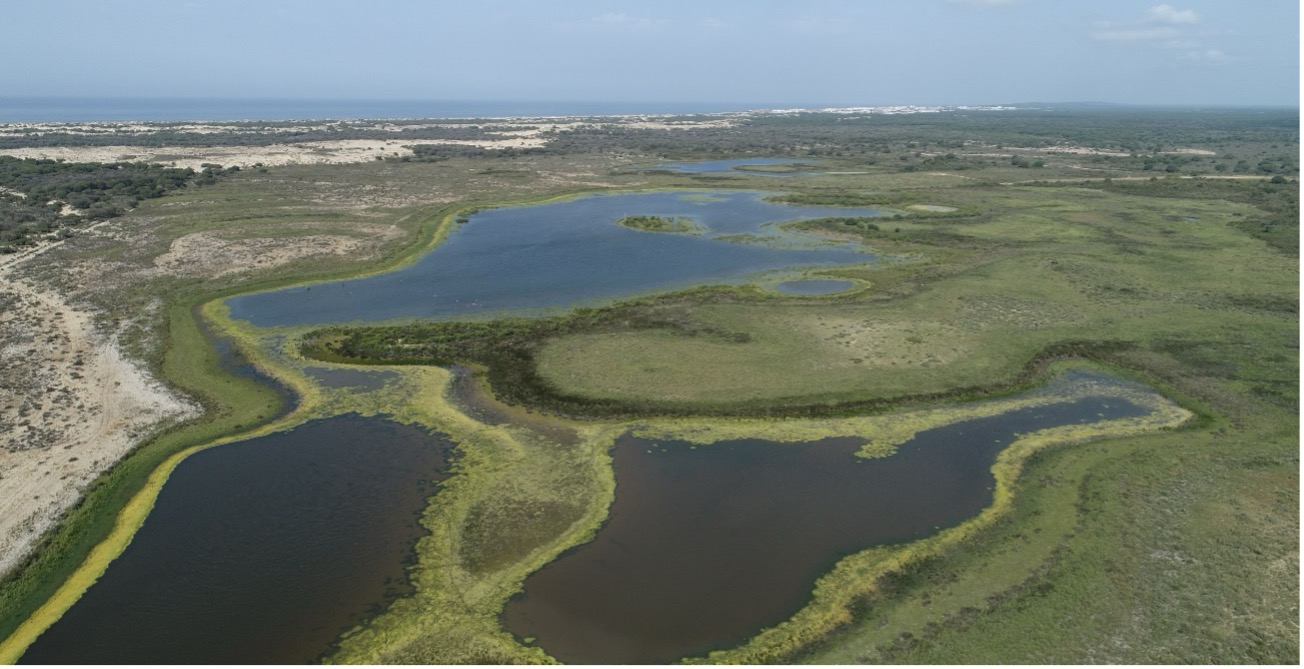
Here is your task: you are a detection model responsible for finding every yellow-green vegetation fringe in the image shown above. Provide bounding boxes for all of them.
[318,368,623,664]
[0,191,632,664]
[0,300,323,664]
[182,303,624,665]
[631,366,1160,460]
[685,385,1192,664]
[6,175,1287,664]
[0,196,471,661]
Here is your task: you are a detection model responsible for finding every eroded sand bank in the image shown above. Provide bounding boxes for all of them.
[0,258,195,577]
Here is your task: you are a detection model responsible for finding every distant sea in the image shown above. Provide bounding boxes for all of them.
[0,98,784,123]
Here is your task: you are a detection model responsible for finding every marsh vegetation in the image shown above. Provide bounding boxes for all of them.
[0,107,1296,665]
[504,390,1153,664]
[20,416,453,665]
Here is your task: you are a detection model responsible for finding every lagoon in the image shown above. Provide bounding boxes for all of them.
[20,415,453,665]
[502,390,1151,664]
[226,190,884,327]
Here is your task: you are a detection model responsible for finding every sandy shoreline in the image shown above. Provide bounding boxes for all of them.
[0,253,196,578]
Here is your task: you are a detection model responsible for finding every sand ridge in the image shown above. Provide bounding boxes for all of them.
[0,116,738,170]
[0,252,196,578]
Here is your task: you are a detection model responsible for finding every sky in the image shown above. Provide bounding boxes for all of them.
[3,0,1298,106]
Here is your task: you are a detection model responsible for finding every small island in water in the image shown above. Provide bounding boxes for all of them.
[0,99,1295,668]
[615,214,707,235]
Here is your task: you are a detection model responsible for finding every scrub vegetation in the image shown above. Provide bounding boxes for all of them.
[0,107,1296,665]
[0,156,202,251]
[615,213,706,234]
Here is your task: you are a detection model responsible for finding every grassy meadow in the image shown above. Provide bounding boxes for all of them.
[0,109,1296,664]
[307,174,1297,663]
[534,184,1288,408]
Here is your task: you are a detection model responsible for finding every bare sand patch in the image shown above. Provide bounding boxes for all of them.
[619,119,736,130]
[0,137,562,170]
[906,204,958,213]
[0,140,415,170]
[0,275,196,578]
[0,116,737,170]
[993,146,1133,157]
[151,223,406,278]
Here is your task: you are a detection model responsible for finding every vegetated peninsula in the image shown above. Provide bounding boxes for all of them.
[0,105,1296,666]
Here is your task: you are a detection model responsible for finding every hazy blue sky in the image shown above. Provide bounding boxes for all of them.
[4,0,1298,106]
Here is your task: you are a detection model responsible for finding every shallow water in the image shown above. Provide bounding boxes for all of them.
[501,394,1151,664]
[226,190,883,327]
[195,306,297,412]
[20,415,454,665]
[305,365,398,391]
[775,278,856,295]
[446,365,579,446]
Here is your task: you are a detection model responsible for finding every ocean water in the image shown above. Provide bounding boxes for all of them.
[0,97,778,123]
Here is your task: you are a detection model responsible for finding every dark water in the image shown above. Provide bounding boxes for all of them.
[653,158,814,174]
[227,190,883,327]
[775,278,856,295]
[20,415,453,665]
[0,98,780,123]
[446,366,579,447]
[305,365,398,391]
[502,395,1150,664]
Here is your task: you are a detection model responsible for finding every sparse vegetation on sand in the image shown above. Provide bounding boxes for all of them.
[0,156,203,252]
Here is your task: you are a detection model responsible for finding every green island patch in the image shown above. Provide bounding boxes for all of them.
[615,214,707,235]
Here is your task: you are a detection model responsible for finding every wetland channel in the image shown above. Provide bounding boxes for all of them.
[21,185,1171,664]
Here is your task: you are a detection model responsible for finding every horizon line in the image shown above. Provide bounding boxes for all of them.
[0,96,1297,108]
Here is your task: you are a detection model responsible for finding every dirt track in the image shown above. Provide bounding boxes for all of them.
[0,247,195,577]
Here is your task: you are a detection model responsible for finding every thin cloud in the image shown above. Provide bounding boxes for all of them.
[1091,4,1203,46]
[945,0,1032,7]
[789,16,852,36]
[1147,4,1200,25]
[1089,5,1225,62]
[556,12,670,34]
[1092,26,1178,42]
